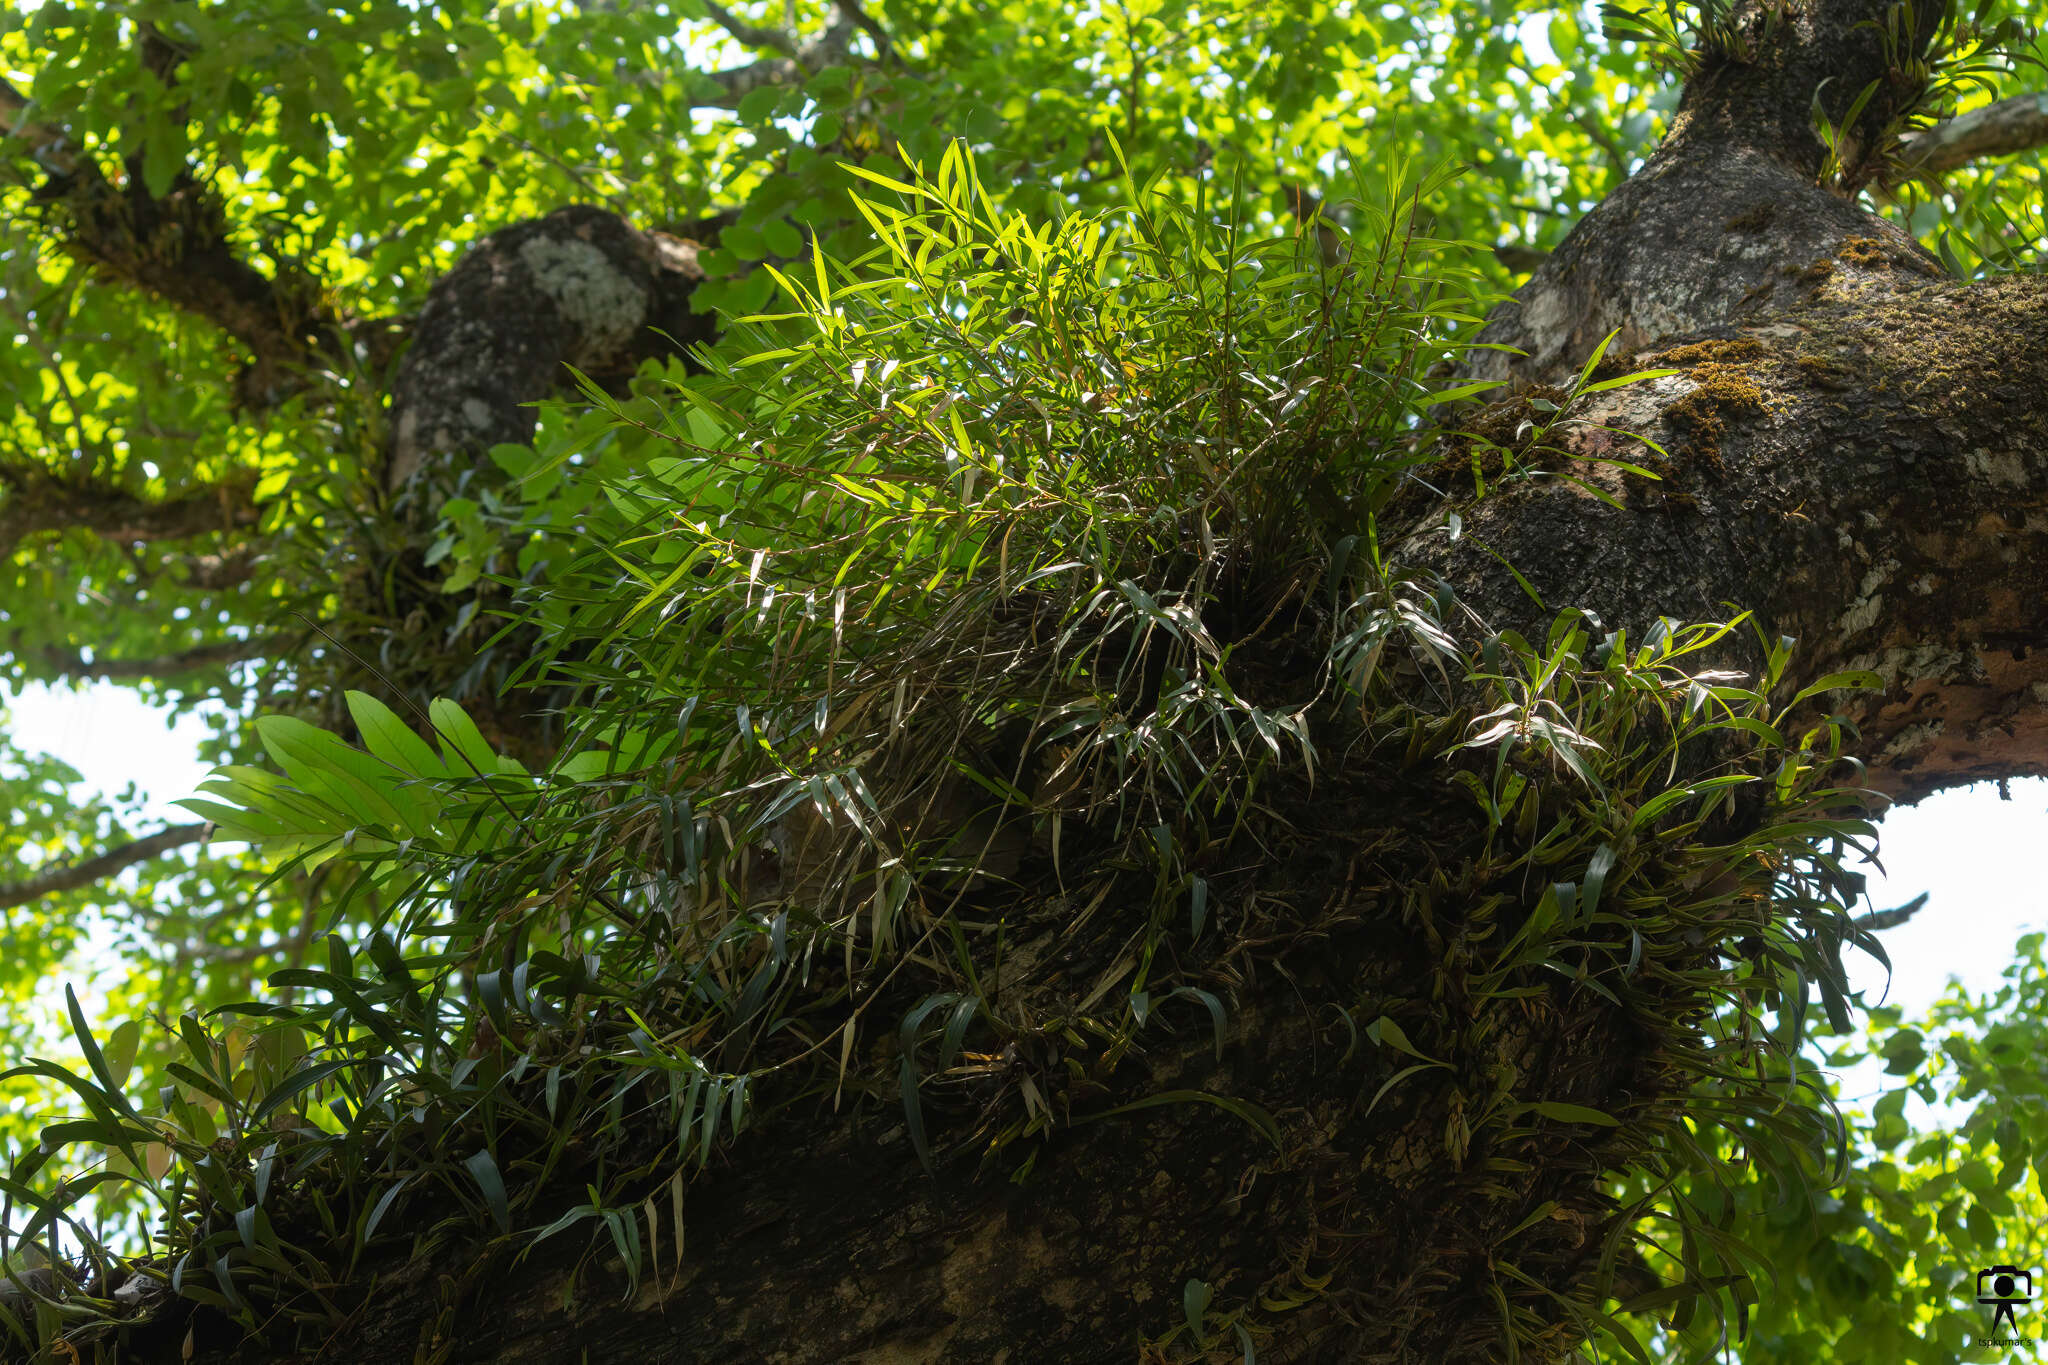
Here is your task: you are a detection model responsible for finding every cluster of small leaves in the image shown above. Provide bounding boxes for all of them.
[0,0,1748,719]
[1596,0,1767,76]
[0,3,1706,1210]
[1359,607,1889,1363]
[465,141,1506,1172]
[0,692,747,1349]
[1634,930,2048,1364]
[1814,0,2043,195]
[3,5,2048,1355]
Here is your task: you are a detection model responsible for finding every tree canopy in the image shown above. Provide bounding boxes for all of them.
[1,1,2047,1361]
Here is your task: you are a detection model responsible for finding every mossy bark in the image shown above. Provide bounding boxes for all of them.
[1428,271,2048,803]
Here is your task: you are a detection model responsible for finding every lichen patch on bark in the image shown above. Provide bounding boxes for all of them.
[385,204,716,490]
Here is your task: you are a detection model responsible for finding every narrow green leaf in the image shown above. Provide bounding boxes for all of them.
[1531,1101,1620,1127]
[464,1149,513,1234]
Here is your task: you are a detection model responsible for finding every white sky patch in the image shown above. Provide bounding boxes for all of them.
[1849,779,2048,1017]
[3,680,219,824]
[1821,778,2048,1132]
[1516,11,1561,68]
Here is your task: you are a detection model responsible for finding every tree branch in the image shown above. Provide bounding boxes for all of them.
[0,78,80,179]
[1896,91,2048,176]
[697,53,809,106]
[33,635,283,683]
[700,0,799,57]
[173,891,318,970]
[0,823,209,912]
[0,76,344,410]
[685,1,875,108]
[0,464,259,562]
[1493,243,1551,273]
[1856,892,1930,934]
[149,544,263,592]
[833,0,894,63]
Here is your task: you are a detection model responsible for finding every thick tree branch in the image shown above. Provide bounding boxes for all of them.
[1663,0,1937,171]
[385,206,719,489]
[0,465,260,562]
[1896,90,2048,175]
[0,823,208,912]
[33,635,282,683]
[0,78,343,410]
[1469,0,1960,390]
[1427,270,2048,802]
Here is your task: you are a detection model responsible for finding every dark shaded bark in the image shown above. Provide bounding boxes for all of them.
[1441,0,2048,803]
[0,822,208,911]
[126,762,1668,1365]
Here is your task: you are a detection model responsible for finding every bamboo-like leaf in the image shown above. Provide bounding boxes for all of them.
[464,1149,513,1234]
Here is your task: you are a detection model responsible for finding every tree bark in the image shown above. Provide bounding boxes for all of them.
[384,205,718,492]
[1428,270,2048,803]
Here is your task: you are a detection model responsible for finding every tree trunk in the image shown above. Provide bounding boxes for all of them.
[69,6,2048,1363]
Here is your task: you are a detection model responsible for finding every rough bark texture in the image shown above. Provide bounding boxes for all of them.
[1898,89,2048,173]
[2,74,344,412]
[1469,0,1941,388]
[137,763,1666,1365]
[384,205,719,490]
[1442,0,2048,802]
[1428,272,2048,802]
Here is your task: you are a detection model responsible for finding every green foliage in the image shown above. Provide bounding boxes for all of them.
[1639,933,2048,1363]
[0,0,1756,714]
[0,150,1896,1361]
[0,0,2046,1359]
